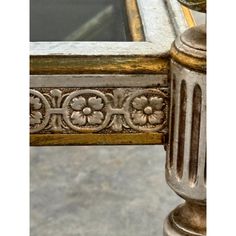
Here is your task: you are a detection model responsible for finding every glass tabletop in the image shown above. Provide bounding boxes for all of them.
[30,0,131,42]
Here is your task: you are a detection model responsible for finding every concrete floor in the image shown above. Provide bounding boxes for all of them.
[30,146,182,236]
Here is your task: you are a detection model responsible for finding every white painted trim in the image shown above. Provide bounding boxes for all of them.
[30,74,168,87]
[164,0,189,35]
[30,42,164,56]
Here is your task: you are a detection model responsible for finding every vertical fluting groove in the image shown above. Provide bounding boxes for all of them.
[204,153,206,185]
[196,79,206,188]
[189,84,202,185]
[172,77,181,175]
[181,81,194,182]
[177,80,187,179]
[169,78,176,169]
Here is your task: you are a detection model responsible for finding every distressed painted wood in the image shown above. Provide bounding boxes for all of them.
[30,133,165,146]
[30,0,189,74]
[30,54,170,75]
[30,0,190,145]
[30,75,168,145]
[164,1,206,235]
[125,0,144,41]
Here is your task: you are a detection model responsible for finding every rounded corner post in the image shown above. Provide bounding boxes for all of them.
[164,1,206,235]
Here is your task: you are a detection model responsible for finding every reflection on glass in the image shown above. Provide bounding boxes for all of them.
[30,0,131,41]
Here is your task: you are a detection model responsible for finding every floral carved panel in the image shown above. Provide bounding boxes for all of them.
[30,87,168,134]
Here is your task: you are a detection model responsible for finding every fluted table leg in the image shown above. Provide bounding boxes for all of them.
[164,1,206,235]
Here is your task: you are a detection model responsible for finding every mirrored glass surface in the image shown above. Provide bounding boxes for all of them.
[30,0,131,41]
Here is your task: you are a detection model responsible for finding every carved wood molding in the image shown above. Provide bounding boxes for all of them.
[30,87,169,134]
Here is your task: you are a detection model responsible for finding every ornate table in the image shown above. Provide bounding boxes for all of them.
[30,0,206,235]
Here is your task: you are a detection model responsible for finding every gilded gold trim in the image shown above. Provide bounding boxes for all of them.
[30,55,169,74]
[170,44,206,72]
[125,0,144,41]
[181,6,196,27]
[30,133,165,146]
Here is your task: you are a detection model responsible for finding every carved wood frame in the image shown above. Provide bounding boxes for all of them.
[30,0,192,145]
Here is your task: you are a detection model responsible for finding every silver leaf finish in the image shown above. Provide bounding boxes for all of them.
[30,88,168,134]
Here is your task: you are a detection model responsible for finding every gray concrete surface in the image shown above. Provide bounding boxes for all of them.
[30,146,182,236]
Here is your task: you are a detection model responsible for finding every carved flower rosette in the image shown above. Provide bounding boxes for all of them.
[124,89,167,132]
[30,90,50,133]
[62,90,110,132]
